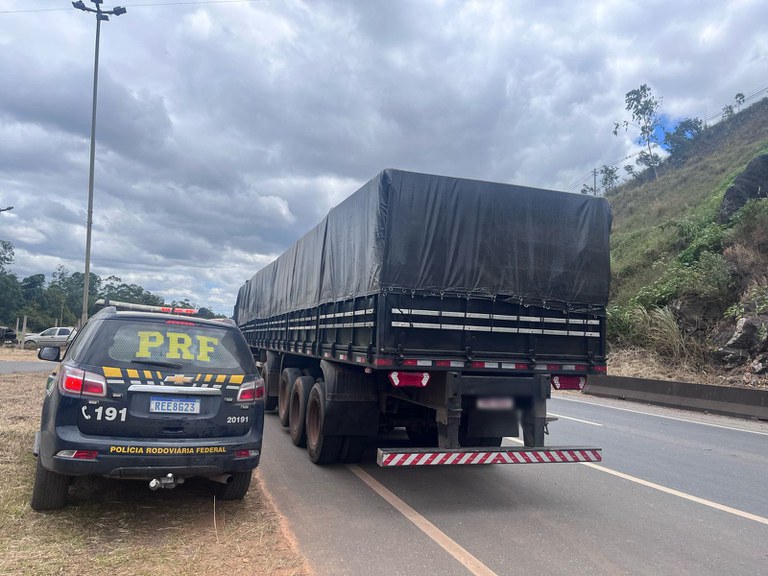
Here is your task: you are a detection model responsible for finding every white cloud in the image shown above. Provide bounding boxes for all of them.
[1,0,767,314]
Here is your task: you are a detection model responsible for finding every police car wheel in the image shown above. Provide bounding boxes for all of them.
[213,471,252,500]
[30,457,70,511]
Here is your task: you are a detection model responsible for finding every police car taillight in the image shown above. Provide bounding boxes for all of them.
[56,449,99,460]
[237,378,264,402]
[59,365,107,397]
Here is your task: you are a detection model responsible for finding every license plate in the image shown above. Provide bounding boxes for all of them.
[476,397,514,410]
[149,397,200,414]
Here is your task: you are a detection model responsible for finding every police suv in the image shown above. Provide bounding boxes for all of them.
[31,300,264,511]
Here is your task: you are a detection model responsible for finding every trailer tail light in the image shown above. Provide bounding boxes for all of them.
[374,358,394,367]
[592,364,607,374]
[388,372,430,387]
[551,375,586,390]
[237,378,265,402]
[59,366,106,397]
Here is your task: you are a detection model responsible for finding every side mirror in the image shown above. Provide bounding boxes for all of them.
[38,346,61,363]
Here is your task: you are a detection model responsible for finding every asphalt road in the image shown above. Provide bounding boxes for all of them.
[0,360,51,374]
[259,393,768,576]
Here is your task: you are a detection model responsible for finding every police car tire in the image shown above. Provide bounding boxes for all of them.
[30,457,69,511]
[306,382,343,465]
[278,368,302,427]
[289,376,314,448]
[213,471,252,500]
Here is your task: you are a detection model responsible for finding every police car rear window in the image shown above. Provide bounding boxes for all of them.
[85,320,252,372]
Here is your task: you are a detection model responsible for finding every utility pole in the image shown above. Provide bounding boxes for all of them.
[72,0,127,326]
[593,168,598,196]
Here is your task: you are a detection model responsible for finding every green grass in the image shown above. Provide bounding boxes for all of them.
[608,97,768,308]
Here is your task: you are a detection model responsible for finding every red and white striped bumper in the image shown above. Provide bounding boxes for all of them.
[377,446,602,467]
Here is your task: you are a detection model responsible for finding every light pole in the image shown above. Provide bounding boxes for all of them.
[72,0,126,326]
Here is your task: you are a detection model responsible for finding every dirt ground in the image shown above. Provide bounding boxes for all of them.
[0,348,312,576]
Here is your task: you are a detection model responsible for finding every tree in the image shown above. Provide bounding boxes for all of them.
[614,84,663,180]
[101,276,163,306]
[624,164,637,179]
[580,183,595,195]
[599,165,620,194]
[664,117,704,162]
[0,272,22,324]
[0,240,13,271]
[722,104,735,121]
[735,93,745,112]
[49,267,101,322]
[196,307,218,319]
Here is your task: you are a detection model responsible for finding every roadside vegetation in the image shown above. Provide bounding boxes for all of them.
[0,261,223,334]
[0,350,310,576]
[606,92,768,386]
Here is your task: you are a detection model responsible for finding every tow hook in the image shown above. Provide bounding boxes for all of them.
[149,473,184,490]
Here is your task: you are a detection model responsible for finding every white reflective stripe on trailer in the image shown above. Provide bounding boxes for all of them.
[377,447,602,467]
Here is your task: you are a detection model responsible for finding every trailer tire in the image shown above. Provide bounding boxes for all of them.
[260,364,278,412]
[289,376,314,447]
[278,368,301,427]
[306,381,343,465]
[339,436,366,463]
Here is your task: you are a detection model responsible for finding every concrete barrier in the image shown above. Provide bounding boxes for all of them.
[583,375,768,421]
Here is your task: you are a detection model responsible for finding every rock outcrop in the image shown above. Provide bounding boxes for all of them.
[717,154,768,223]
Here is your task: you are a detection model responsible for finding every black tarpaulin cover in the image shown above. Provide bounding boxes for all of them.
[234,169,612,324]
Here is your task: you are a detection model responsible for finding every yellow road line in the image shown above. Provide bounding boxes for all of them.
[347,464,498,576]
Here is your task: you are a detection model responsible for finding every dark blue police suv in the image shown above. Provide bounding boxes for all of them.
[31,300,264,510]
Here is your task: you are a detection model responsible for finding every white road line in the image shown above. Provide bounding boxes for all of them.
[581,462,768,527]
[555,396,768,436]
[503,436,768,527]
[347,464,498,576]
[548,412,603,426]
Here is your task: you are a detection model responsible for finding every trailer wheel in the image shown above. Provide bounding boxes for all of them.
[260,366,278,411]
[278,368,301,427]
[306,381,343,464]
[338,436,366,463]
[289,376,314,447]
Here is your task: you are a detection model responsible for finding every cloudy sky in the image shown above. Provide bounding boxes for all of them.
[1,0,767,315]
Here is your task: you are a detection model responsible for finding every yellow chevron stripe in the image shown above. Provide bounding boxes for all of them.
[103,367,123,378]
[230,374,244,384]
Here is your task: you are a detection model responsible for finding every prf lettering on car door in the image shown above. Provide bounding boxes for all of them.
[136,331,219,361]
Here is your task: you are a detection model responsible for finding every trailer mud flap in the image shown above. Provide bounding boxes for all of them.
[377,446,602,467]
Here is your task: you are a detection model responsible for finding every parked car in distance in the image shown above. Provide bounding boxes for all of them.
[23,326,75,349]
[1,326,17,344]
[31,300,265,511]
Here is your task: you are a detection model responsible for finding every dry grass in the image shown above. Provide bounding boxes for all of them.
[0,354,312,576]
[608,347,768,389]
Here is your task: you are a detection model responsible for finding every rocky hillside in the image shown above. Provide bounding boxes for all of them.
[606,97,768,386]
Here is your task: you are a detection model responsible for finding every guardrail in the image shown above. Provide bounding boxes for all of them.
[583,375,768,421]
